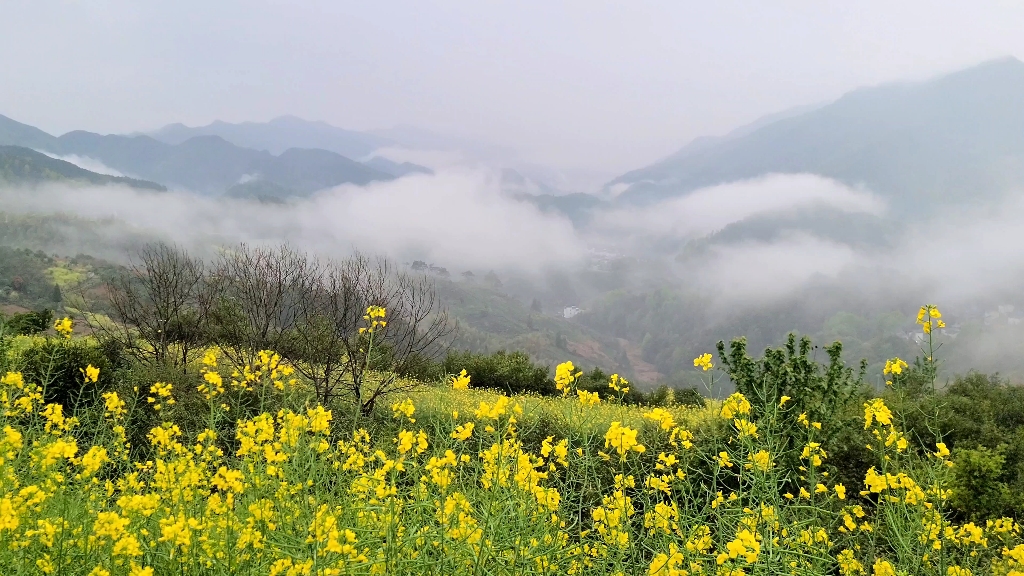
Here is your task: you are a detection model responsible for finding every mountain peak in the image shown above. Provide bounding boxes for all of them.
[0,114,56,149]
[610,57,1024,210]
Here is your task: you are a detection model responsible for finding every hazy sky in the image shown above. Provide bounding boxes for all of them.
[3,1,1024,178]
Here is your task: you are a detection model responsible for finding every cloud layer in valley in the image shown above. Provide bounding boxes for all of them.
[5,168,1024,318]
[593,173,887,241]
[0,169,584,273]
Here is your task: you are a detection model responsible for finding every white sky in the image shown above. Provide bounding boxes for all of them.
[3,1,1023,178]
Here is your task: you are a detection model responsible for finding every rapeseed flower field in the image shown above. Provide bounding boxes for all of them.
[1,307,1023,575]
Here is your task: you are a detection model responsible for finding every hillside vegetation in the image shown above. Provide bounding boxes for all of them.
[2,304,1024,575]
[0,146,165,191]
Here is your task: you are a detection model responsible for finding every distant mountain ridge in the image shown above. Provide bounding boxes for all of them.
[0,146,166,191]
[0,114,398,195]
[609,57,1024,213]
[148,115,394,159]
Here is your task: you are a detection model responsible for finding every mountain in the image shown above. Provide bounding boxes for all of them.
[0,146,166,191]
[51,132,269,193]
[0,115,57,150]
[610,57,1024,212]
[0,117,397,195]
[261,148,393,194]
[368,124,518,160]
[58,134,394,195]
[148,116,394,159]
[520,192,606,227]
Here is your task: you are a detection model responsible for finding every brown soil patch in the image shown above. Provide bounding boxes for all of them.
[1,304,32,315]
[617,338,665,384]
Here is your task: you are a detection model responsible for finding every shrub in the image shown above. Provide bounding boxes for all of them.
[1,308,54,336]
[395,351,445,382]
[717,333,868,489]
[575,366,644,404]
[951,445,1015,520]
[13,336,123,409]
[899,372,1024,519]
[672,386,705,408]
[442,350,553,395]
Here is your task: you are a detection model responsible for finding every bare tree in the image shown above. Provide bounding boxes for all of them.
[105,241,456,412]
[104,243,213,369]
[341,256,456,414]
[288,253,456,413]
[288,256,367,403]
[208,244,318,368]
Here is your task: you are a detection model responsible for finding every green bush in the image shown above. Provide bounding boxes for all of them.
[13,336,123,409]
[898,372,1024,519]
[717,333,868,490]
[951,445,1016,520]
[1,308,53,336]
[443,350,553,395]
[672,386,706,408]
[395,352,445,383]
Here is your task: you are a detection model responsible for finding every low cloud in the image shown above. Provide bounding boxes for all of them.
[592,173,886,241]
[667,179,1024,314]
[35,150,129,178]
[5,168,1024,320]
[693,232,859,304]
[0,168,585,272]
[893,196,1024,304]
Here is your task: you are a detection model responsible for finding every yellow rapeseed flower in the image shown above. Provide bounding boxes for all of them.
[391,398,416,422]
[837,549,863,575]
[648,543,685,575]
[863,398,893,429]
[474,396,511,420]
[643,408,675,431]
[451,369,471,390]
[604,422,645,457]
[555,361,579,394]
[608,373,629,393]
[883,357,908,376]
[101,392,126,419]
[720,392,751,419]
[693,353,714,372]
[733,418,758,438]
[53,317,73,338]
[749,450,772,471]
[451,422,475,441]
[577,389,601,406]
[146,381,175,411]
[872,558,897,576]
[717,451,733,468]
[81,364,100,383]
[917,304,944,335]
